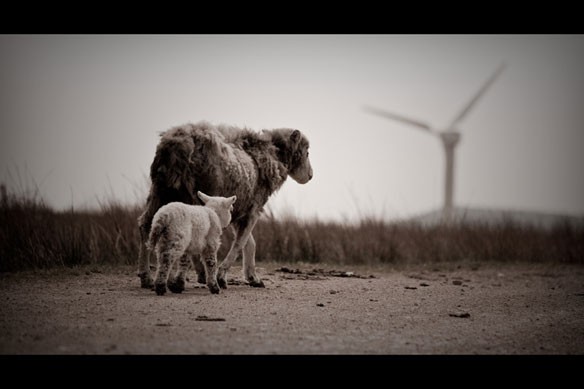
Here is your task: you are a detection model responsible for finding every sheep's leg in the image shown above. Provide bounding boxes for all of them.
[137,195,160,289]
[201,248,220,294]
[137,226,154,288]
[168,253,190,293]
[217,216,259,289]
[243,234,264,288]
[192,254,207,284]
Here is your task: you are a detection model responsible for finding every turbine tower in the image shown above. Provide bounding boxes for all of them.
[364,63,506,223]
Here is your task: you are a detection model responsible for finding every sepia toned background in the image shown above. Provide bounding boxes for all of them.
[1,34,583,222]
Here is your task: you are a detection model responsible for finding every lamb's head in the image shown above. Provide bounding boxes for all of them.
[197,191,237,228]
[269,128,313,184]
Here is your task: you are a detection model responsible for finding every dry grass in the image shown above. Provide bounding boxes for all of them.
[1,183,583,272]
[0,184,141,271]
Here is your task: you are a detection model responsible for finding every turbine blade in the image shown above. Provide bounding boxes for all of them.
[363,105,434,133]
[448,63,506,129]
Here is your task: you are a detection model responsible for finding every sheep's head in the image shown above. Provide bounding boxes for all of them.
[270,129,313,184]
[197,191,237,229]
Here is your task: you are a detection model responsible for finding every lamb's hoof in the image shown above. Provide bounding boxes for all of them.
[167,278,185,294]
[249,279,265,288]
[139,273,154,289]
[208,284,221,294]
[217,277,228,289]
[155,283,167,296]
[197,272,207,285]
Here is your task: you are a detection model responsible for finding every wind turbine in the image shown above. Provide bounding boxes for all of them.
[364,63,506,223]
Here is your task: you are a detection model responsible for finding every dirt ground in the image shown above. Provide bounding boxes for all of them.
[1,262,583,354]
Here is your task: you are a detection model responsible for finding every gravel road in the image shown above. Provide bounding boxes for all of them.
[1,262,583,354]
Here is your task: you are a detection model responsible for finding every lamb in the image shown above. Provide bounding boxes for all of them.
[147,191,237,295]
[138,121,313,290]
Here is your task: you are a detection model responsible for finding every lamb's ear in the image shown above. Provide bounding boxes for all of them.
[290,130,301,146]
[197,191,210,204]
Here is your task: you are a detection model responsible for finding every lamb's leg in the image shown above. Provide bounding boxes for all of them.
[168,253,190,293]
[201,248,220,294]
[192,254,206,284]
[217,216,259,289]
[153,249,174,296]
[243,234,264,288]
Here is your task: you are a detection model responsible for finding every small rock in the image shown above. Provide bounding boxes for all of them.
[329,290,337,294]
[316,303,325,307]
[404,286,417,290]
[449,312,471,318]
[106,318,114,322]
[195,315,226,322]
[155,322,172,326]
[452,280,463,286]
[369,299,378,302]
[420,283,430,287]
[86,292,91,295]
[105,344,117,352]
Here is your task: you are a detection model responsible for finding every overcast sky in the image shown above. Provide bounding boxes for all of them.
[1,34,583,221]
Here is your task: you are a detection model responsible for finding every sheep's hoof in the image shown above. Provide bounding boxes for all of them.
[208,283,221,294]
[167,278,185,294]
[155,283,167,296]
[197,272,207,285]
[249,279,265,288]
[217,277,228,289]
[139,273,154,289]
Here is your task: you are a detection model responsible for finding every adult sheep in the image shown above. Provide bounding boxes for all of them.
[138,121,313,289]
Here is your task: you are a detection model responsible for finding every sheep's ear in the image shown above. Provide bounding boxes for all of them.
[229,195,237,204]
[197,191,210,204]
[290,130,301,146]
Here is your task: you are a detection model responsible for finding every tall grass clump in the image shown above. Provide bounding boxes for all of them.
[1,182,583,272]
[253,214,584,265]
[0,184,142,271]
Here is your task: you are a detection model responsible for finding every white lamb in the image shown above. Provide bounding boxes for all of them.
[147,191,237,295]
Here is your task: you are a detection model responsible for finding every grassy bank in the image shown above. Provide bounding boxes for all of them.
[1,184,582,272]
